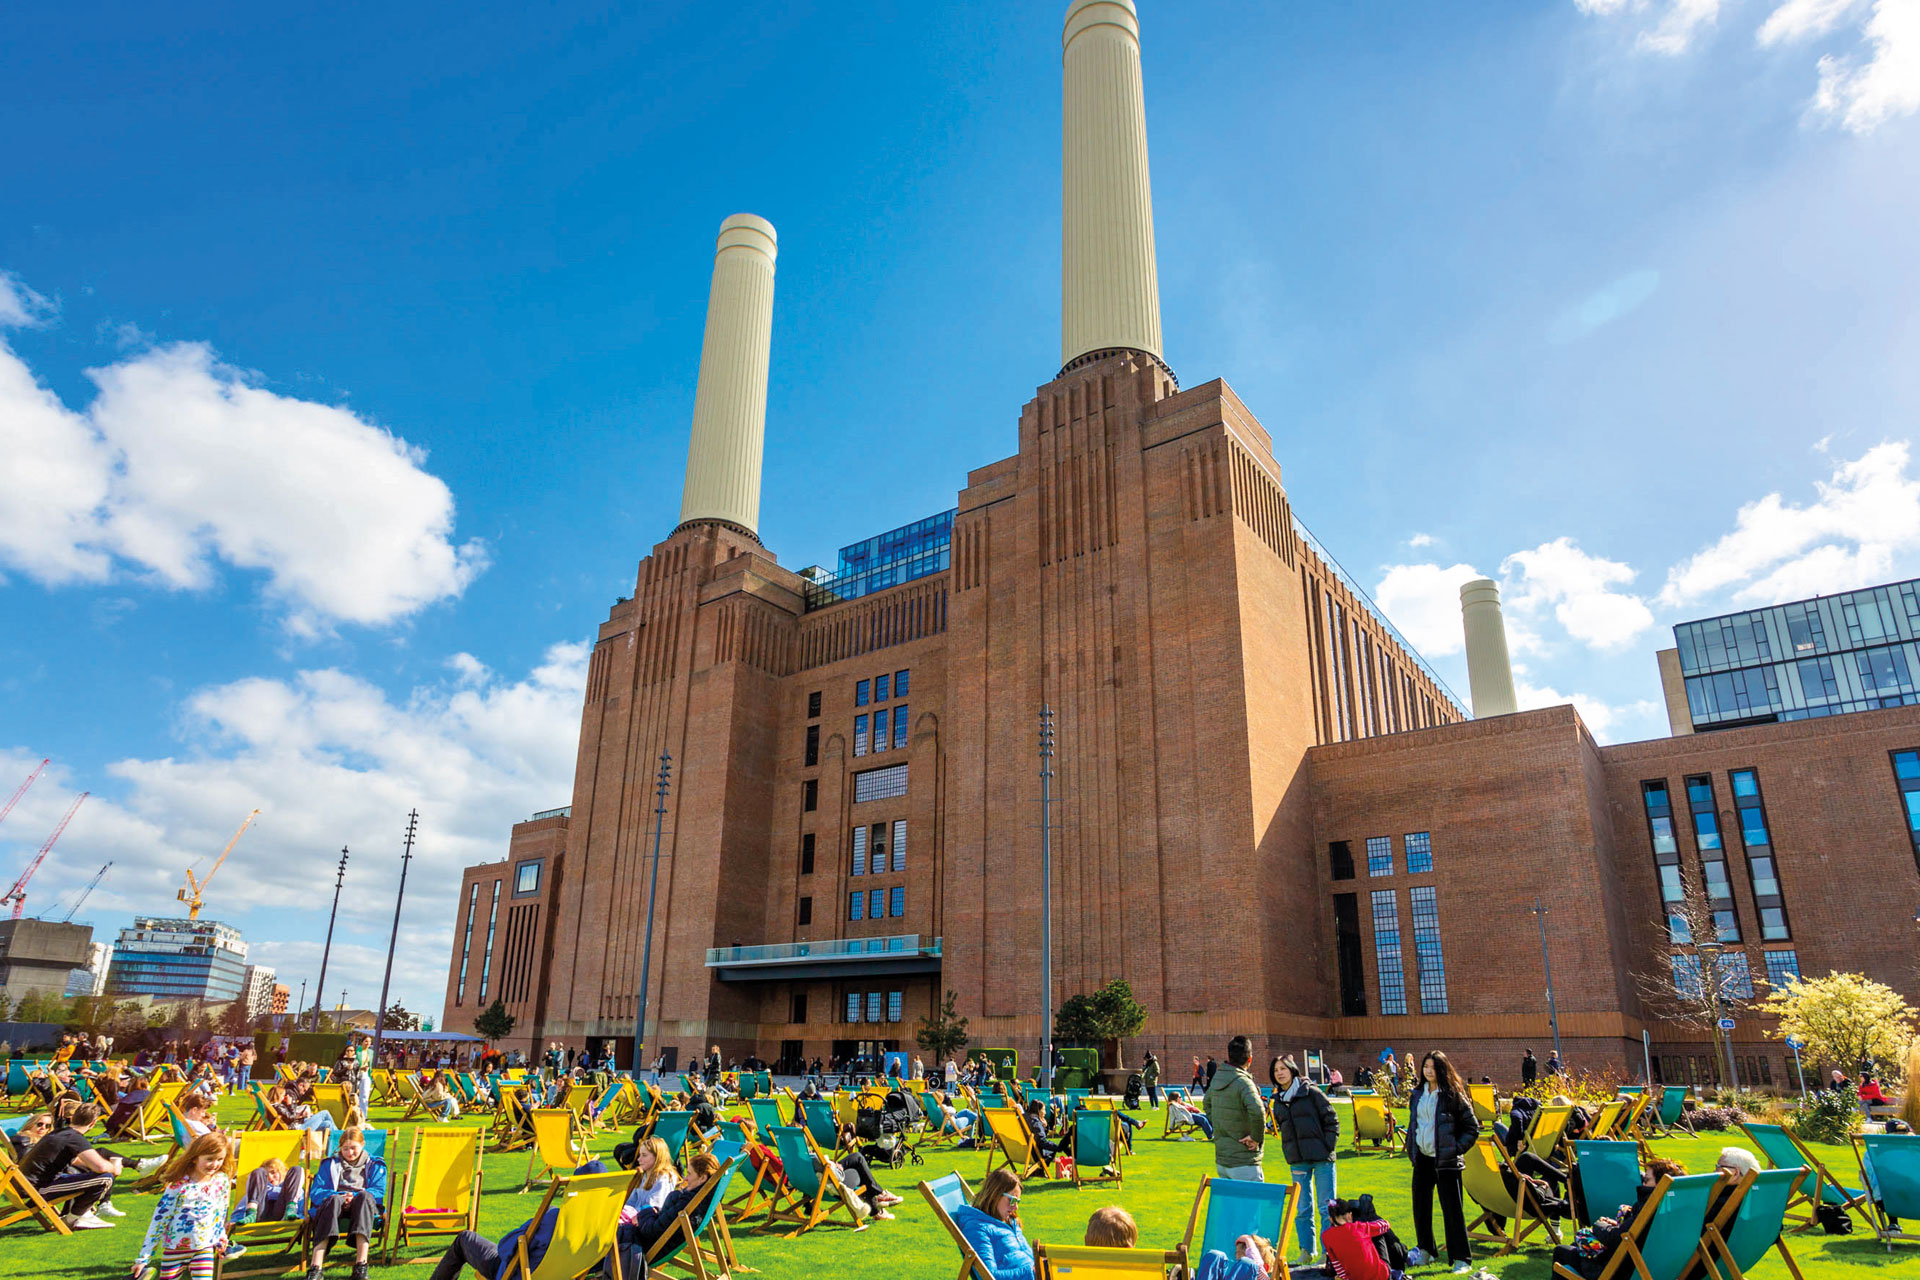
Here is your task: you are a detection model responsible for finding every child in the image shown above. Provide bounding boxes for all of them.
[236,1155,306,1225]
[1192,1233,1278,1280]
[132,1131,233,1280]
[1085,1206,1138,1247]
[1321,1199,1403,1280]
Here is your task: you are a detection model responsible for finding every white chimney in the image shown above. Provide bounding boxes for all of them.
[1459,579,1519,718]
[679,213,777,536]
[1061,0,1163,371]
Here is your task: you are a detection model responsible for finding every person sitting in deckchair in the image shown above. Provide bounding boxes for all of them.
[1673,1150,1763,1280]
[303,1127,387,1280]
[617,1137,679,1222]
[952,1168,1034,1280]
[1192,1233,1279,1280]
[1551,1157,1684,1279]
[1168,1096,1214,1139]
[617,1151,724,1255]
[421,1072,461,1122]
[17,1101,122,1230]
[1084,1206,1138,1247]
[234,1155,305,1225]
[421,1165,604,1280]
[8,1112,51,1163]
[1021,1099,1069,1164]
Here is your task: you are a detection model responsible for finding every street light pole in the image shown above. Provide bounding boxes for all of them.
[1531,899,1563,1066]
[312,848,349,1032]
[632,752,671,1075]
[1039,706,1056,1093]
[372,810,418,1064]
[1696,940,1740,1089]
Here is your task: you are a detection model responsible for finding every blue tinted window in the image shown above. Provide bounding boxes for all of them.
[888,991,903,1022]
[872,707,888,752]
[896,669,910,697]
[869,889,884,918]
[894,705,909,749]
[866,992,882,1022]
[1366,836,1393,877]
[889,886,905,917]
[848,892,863,921]
[1371,890,1406,1016]
[1409,885,1447,1014]
[854,714,868,756]
[846,992,862,1022]
[855,679,870,707]
[851,826,867,876]
[1405,831,1433,874]
[875,673,889,701]
[1764,950,1801,988]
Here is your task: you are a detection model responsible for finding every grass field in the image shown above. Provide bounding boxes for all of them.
[1,1089,1904,1278]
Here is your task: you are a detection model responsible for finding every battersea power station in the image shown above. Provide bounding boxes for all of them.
[440,1,1920,1087]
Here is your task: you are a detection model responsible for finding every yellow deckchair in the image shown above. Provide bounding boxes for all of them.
[1037,1243,1187,1280]
[502,1169,638,1280]
[523,1108,587,1192]
[564,1082,596,1131]
[367,1068,395,1106]
[982,1106,1049,1181]
[644,1155,746,1280]
[1462,1136,1562,1256]
[493,1086,536,1152]
[111,1079,185,1142]
[0,1139,74,1235]
[1618,1090,1653,1138]
[388,1125,483,1262]
[1468,1084,1499,1124]
[1587,1098,1628,1141]
[311,1082,349,1128]
[1350,1094,1399,1152]
[223,1129,311,1277]
[1527,1104,1574,1164]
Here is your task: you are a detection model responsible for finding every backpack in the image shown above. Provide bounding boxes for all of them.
[1816,1202,1854,1234]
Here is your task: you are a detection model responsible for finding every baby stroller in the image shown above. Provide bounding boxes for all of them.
[1123,1072,1144,1110]
[854,1090,918,1168]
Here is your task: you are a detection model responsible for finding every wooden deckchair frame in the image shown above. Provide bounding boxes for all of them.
[1177,1174,1296,1280]
[646,1154,748,1280]
[1740,1121,1868,1233]
[920,1172,989,1280]
[1703,1168,1807,1279]
[1463,1136,1562,1256]
[982,1106,1049,1181]
[504,1168,638,1280]
[1547,1174,1707,1280]
[1071,1110,1123,1188]
[388,1125,483,1261]
[761,1125,864,1237]
[522,1108,586,1192]
[1851,1132,1919,1250]
[1350,1093,1400,1152]
[0,1140,77,1236]
[221,1128,312,1278]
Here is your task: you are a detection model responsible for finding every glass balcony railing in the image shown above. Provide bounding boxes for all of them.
[706,934,942,967]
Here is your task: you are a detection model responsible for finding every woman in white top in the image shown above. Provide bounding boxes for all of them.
[622,1136,680,1218]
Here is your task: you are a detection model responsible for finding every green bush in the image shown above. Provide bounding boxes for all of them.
[1791,1084,1860,1146]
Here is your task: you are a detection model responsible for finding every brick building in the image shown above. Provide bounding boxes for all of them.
[439,1,1920,1086]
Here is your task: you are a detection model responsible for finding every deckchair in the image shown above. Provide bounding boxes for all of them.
[1463,1135,1562,1255]
[1703,1167,1807,1279]
[1060,1088,1090,1115]
[646,1153,747,1280]
[1548,1173,1718,1280]
[367,1068,395,1105]
[983,1106,1049,1180]
[564,1082,596,1130]
[1643,1085,1694,1138]
[1527,1103,1575,1163]
[1072,1109,1122,1187]
[1740,1121,1867,1232]
[1588,1098,1628,1141]
[0,1138,78,1235]
[223,1129,311,1276]
[763,1125,864,1236]
[590,1080,631,1133]
[1853,1131,1920,1249]
[654,1111,697,1167]
[387,1125,482,1262]
[921,1172,991,1280]
[1082,1096,1119,1112]
[316,1128,395,1256]
[311,1082,349,1128]
[1163,1097,1201,1139]
[798,1098,842,1154]
[523,1108,587,1191]
[1350,1093,1399,1152]
[111,1079,185,1142]
[3,1061,35,1101]
[748,1097,788,1138]
[1570,1140,1643,1228]
[244,1082,286,1132]
[1618,1090,1653,1139]
[1036,1243,1187,1280]
[1469,1083,1499,1124]
[1178,1175,1297,1280]
[500,1168,637,1280]
[394,1072,428,1121]
[492,1086,537,1153]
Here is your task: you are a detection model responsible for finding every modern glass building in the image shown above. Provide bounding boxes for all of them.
[1669,577,1920,731]
[802,509,955,609]
[105,917,250,1003]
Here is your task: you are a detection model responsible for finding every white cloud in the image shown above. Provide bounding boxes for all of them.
[1641,0,1724,53]
[0,273,56,327]
[1514,671,1664,741]
[0,640,586,1013]
[1502,537,1656,651]
[1407,533,1436,548]
[1374,561,1484,657]
[1658,440,1920,606]
[1811,1,1920,133]
[1760,0,1868,45]
[0,277,486,632]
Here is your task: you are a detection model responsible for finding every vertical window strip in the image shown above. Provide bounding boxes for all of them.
[849,892,863,921]
[871,823,887,874]
[1730,769,1790,941]
[888,991,903,1022]
[1686,775,1742,942]
[854,713,868,756]
[892,819,907,871]
[1643,781,1689,943]
[846,991,861,1022]
[851,825,867,876]
[889,885,905,917]
[1894,750,1920,874]
[1366,835,1393,877]
[478,879,501,1001]
[867,991,882,1022]
[872,707,889,753]
[1371,889,1407,1016]
[894,704,909,749]
[1405,831,1433,874]
[1409,885,1448,1014]
[1763,949,1801,988]
[455,883,478,1005]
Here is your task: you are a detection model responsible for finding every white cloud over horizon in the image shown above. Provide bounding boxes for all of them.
[0,272,486,634]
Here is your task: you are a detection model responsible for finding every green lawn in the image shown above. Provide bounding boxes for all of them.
[1,1090,1903,1278]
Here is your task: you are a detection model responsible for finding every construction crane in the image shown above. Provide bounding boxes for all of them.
[2,791,87,920]
[52,861,112,922]
[178,809,259,921]
[0,759,48,828]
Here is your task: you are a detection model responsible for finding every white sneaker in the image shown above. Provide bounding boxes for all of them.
[135,1156,165,1172]
[1407,1247,1433,1265]
[66,1211,115,1229]
[1452,1264,1471,1275]
[97,1201,127,1217]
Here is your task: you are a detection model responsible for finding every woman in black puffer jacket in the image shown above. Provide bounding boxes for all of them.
[1404,1049,1481,1271]
[1270,1056,1340,1264]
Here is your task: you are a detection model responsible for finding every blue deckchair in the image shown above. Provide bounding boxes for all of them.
[921,1172,990,1280]
[1072,1110,1121,1187]
[1704,1167,1807,1279]
[763,1126,862,1236]
[1741,1121,1868,1232]
[647,1152,742,1280]
[1550,1173,1719,1280]
[652,1111,696,1166]
[1179,1176,1298,1279]
[1854,1131,1920,1249]
[1571,1140,1643,1227]
[748,1097,786,1137]
[799,1098,840,1152]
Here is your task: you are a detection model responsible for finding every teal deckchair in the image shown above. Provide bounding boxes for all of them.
[1551,1172,1718,1280]
[1060,1089,1089,1114]
[653,1111,696,1166]
[1072,1110,1121,1187]
[326,1126,390,1162]
[1704,1168,1807,1279]
[799,1098,840,1152]
[1741,1121,1867,1232]
[1572,1140,1643,1227]
[763,1126,862,1236]
[1645,1086,1694,1137]
[1179,1176,1298,1279]
[748,1098,786,1138]
[646,1152,743,1279]
[1854,1131,1920,1249]
[921,1172,989,1280]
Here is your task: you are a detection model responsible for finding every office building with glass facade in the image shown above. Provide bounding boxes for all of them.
[1659,577,1920,733]
[106,917,250,1004]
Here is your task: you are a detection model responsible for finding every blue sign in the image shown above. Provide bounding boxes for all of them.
[1379,1047,1396,1064]
[1785,1035,1804,1050]
[1717,1017,1736,1031]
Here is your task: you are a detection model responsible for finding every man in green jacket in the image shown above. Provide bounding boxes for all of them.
[1203,1036,1265,1180]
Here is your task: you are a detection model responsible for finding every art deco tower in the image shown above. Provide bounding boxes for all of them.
[678,213,778,538]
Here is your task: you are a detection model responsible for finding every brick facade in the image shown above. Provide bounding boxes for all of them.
[442,352,1920,1086]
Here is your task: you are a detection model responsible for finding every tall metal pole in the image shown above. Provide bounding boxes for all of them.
[297,980,307,1032]
[1532,899,1563,1066]
[311,848,349,1032]
[372,810,418,1064]
[633,752,672,1074]
[1039,706,1055,1092]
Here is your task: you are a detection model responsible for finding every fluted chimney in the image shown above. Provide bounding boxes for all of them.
[679,213,777,537]
[1061,0,1163,373]
[1459,579,1519,718]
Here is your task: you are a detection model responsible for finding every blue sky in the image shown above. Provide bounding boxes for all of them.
[3,0,1917,1018]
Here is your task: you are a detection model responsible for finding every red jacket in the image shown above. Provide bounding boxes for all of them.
[1322,1219,1392,1280]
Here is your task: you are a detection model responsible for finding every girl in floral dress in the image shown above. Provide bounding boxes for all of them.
[131,1132,233,1280]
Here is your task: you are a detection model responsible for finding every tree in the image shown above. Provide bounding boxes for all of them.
[1053,979,1149,1069]
[1632,886,1768,1035]
[219,1000,254,1037]
[381,1004,420,1031]
[1761,972,1917,1075]
[472,999,516,1044]
[915,989,970,1060]
[0,991,12,1022]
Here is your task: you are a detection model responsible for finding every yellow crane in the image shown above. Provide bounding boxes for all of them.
[178,809,259,920]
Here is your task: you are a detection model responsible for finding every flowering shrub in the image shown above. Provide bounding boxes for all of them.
[1791,1084,1860,1146]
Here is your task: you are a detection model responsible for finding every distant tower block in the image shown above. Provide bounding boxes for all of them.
[1061,0,1163,373]
[1460,578,1520,718]
[679,213,777,538]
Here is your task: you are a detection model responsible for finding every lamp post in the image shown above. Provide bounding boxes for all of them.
[1531,899,1563,1067]
[1039,706,1056,1093]
[311,848,349,1032]
[372,810,418,1064]
[1695,940,1740,1089]
[632,751,671,1075]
